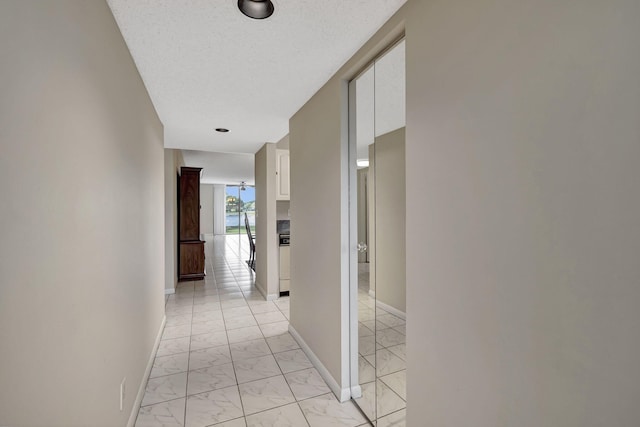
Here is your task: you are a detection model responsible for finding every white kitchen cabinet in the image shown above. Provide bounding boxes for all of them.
[275,149,290,201]
[279,245,290,293]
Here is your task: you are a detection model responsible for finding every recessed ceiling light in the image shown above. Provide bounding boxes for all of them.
[238,0,274,20]
[215,128,229,133]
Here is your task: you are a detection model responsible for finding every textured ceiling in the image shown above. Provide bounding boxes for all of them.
[355,40,405,161]
[107,0,407,156]
[181,150,255,185]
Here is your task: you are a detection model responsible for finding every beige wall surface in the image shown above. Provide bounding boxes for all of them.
[374,127,405,313]
[200,184,214,235]
[255,143,279,298]
[289,7,407,394]
[165,149,184,293]
[290,81,345,384]
[405,0,640,425]
[0,1,165,426]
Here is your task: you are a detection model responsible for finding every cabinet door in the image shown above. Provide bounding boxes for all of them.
[276,149,290,201]
[179,169,201,240]
[179,241,205,280]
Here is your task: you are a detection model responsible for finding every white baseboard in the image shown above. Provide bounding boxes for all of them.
[164,288,175,295]
[376,300,406,320]
[288,325,351,402]
[350,384,362,399]
[255,280,279,301]
[127,315,166,427]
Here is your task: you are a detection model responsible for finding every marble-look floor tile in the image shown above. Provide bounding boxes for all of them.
[163,324,192,340]
[166,305,194,316]
[248,301,279,314]
[166,313,193,327]
[211,418,247,427]
[230,338,272,361]
[190,331,228,350]
[191,319,225,335]
[376,380,406,418]
[358,335,375,357]
[157,337,190,357]
[142,372,187,407]
[265,333,300,353]
[227,326,264,344]
[372,348,406,376]
[354,381,375,421]
[379,370,406,401]
[376,314,405,329]
[192,302,222,314]
[245,402,309,427]
[375,329,406,347]
[219,292,244,300]
[185,385,244,427]
[358,323,374,337]
[377,409,406,427]
[233,354,281,384]
[187,363,237,395]
[392,325,406,335]
[224,315,258,330]
[221,299,250,309]
[298,393,367,427]
[259,321,289,338]
[273,349,313,373]
[253,311,287,325]
[189,346,233,371]
[135,397,185,427]
[238,375,295,416]
[151,352,189,378]
[193,295,220,305]
[191,310,224,324]
[285,368,331,401]
[358,356,376,384]
[273,299,289,311]
[385,344,406,361]
[223,306,253,319]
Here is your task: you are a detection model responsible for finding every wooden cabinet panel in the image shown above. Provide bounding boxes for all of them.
[178,167,205,281]
[179,167,201,241]
[179,241,205,281]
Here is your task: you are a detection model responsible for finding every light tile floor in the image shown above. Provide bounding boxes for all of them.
[135,235,371,427]
[354,264,407,426]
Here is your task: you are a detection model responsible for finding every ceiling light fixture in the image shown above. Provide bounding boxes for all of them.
[238,0,274,20]
[357,159,370,168]
[215,128,229,133]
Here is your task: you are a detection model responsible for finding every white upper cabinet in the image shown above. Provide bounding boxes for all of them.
[276,149,290,200]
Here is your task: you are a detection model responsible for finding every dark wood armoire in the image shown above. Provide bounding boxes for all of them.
[178,167,205,281]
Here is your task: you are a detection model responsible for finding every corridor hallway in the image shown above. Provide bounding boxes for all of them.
[135,235,370,427]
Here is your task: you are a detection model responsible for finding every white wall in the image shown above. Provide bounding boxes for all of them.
[213,184,226,235]
[405,0,640,425]
[199,184,214,235]
[0,1,165,426]
[255,143,279,299]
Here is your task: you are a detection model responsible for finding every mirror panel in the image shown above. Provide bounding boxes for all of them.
[351,40,406,425]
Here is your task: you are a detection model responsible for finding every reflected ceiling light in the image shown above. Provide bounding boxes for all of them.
[357,159,370,168]
[238,0,274,20]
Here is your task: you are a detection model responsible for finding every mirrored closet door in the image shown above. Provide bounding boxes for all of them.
[350,39,406,425]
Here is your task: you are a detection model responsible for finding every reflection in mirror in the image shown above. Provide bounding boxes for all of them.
[351,40,406,425]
